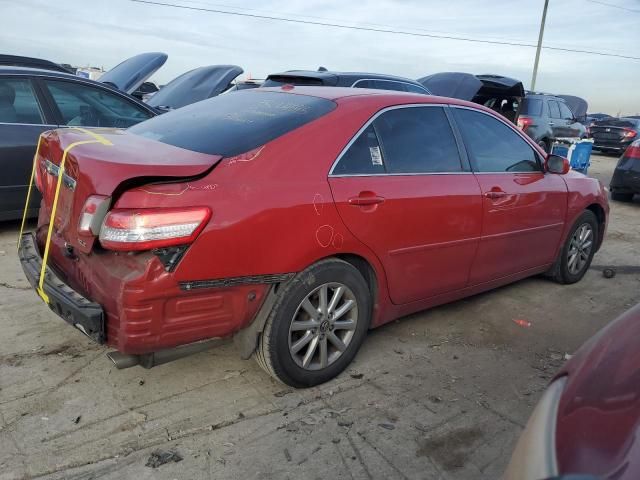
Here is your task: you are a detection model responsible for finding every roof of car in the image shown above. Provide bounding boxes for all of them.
[266,70,426,87]
[0,65,85,79]
[258,85,416,100]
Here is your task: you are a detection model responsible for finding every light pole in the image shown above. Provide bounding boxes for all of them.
[531,0,549,91]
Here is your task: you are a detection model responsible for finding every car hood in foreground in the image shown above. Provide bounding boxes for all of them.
[555,302,640,478]
[147,65,243,110]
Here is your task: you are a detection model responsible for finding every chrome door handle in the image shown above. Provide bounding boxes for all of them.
[484,191,507,199]
[348,193,385,206]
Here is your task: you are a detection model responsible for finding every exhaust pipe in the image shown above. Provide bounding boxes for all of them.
[107,338,226,370]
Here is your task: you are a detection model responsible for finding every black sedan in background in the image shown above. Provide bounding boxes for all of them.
[610,139,640,201]
[591,117,640,155]
[0,66,157,221]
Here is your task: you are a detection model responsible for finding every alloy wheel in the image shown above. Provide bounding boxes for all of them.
[288,282,358,371]
[567,223,594,275]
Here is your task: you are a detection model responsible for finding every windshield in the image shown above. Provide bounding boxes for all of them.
[129,90,336,156]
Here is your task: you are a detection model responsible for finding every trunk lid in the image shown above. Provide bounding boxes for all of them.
[36,128,220,253]
[147,65,243,111]
[99,52,168,94]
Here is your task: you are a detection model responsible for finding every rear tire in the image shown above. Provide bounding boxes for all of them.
[254,258,371,388]
[551,210,598,284]
[611,192,634,202]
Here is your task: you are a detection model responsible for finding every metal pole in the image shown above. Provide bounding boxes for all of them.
[531,0,549,91]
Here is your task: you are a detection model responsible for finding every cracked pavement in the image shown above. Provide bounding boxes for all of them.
[1,154,639,479]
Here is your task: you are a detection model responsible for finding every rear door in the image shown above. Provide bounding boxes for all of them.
[451,107,567,284]
[558,101,582,137]
[329,105,483,305]
[0,75,54,219]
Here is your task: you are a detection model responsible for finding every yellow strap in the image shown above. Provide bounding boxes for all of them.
[18,135,43,249]
[70,127,113,146]
[36,139,98,303]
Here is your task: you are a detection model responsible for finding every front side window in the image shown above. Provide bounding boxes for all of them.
[45,80,152,128]
[559,102,574,120]
[0,77,44,124]
[375,107,462,173]
[454,108,541,173]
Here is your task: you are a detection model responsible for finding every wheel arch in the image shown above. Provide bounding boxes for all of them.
[586,203,606,251]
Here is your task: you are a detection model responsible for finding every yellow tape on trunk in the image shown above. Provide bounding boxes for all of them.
[29,128,112,304]
[17,135,43,249]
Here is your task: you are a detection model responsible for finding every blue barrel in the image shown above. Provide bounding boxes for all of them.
[570,141,593,174]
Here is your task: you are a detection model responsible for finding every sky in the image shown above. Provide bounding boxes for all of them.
[1,0,639,115]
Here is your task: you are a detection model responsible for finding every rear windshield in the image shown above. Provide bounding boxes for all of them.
[521,98,543,116]
[594,118,639,128]
[128,90,336,156]
[263,76,325,87]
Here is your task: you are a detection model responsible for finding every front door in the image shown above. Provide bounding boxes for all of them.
[329,105,483,305]
[0,76,53,219]
[452,107,568,285]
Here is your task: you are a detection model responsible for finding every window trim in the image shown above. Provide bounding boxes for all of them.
[329,103,469,177]
[450,105,545,174]
[350,78,430,95]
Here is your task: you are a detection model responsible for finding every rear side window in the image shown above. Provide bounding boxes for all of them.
[354,80,407,92]
[548,100,561,119]
[454,108,541,173]
[521,98,543,116]
[332,125,385,175]
[0,77,44,124]
[332,106,462,175]
[129,90,336,156]
[375,107,462,173]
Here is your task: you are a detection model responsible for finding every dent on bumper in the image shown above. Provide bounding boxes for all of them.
[18,233,105,343]
[28,230,271,355]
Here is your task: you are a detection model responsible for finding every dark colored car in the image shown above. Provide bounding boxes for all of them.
[591,117,640,155]
[0,66,157,221]
[418,72,525,124]
[146,65,244,111]
[19,86,608,387]
[517,93,587,152]
[263,69,431,94]
[0,54,73,73]
[504,303,640,480]
[610,139,640,201]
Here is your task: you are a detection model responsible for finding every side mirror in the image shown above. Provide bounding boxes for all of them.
[545,154,570,174]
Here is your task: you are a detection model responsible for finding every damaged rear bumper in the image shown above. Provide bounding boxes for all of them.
[18,232,105,343]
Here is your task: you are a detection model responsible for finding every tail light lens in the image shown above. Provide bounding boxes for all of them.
[78,195,110,235]
[625,140,640,159]
[622,128,637,139]
[99,207,211,251]
[517,117,533,130]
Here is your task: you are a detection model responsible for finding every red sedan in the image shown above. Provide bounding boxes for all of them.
[19,86,609,387]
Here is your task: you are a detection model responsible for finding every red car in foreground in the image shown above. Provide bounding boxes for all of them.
[19,87,609,387]
[505,303,640,480]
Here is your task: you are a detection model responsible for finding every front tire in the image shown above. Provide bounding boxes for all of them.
[255,258,371,387]
[551,210,598,284]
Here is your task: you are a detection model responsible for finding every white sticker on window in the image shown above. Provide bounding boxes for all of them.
[369,146,382,165]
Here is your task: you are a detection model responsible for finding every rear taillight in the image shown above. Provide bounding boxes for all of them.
[99,207,211,251]
[78,195,111,235]
[624,140,640,159]
[622,128,637,139]
[517,117,533,130]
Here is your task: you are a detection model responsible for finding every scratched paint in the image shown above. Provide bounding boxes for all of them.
[313,193,324,216]
[315,225,334,248]
[225,146,265,165]
[332,233,344,249]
